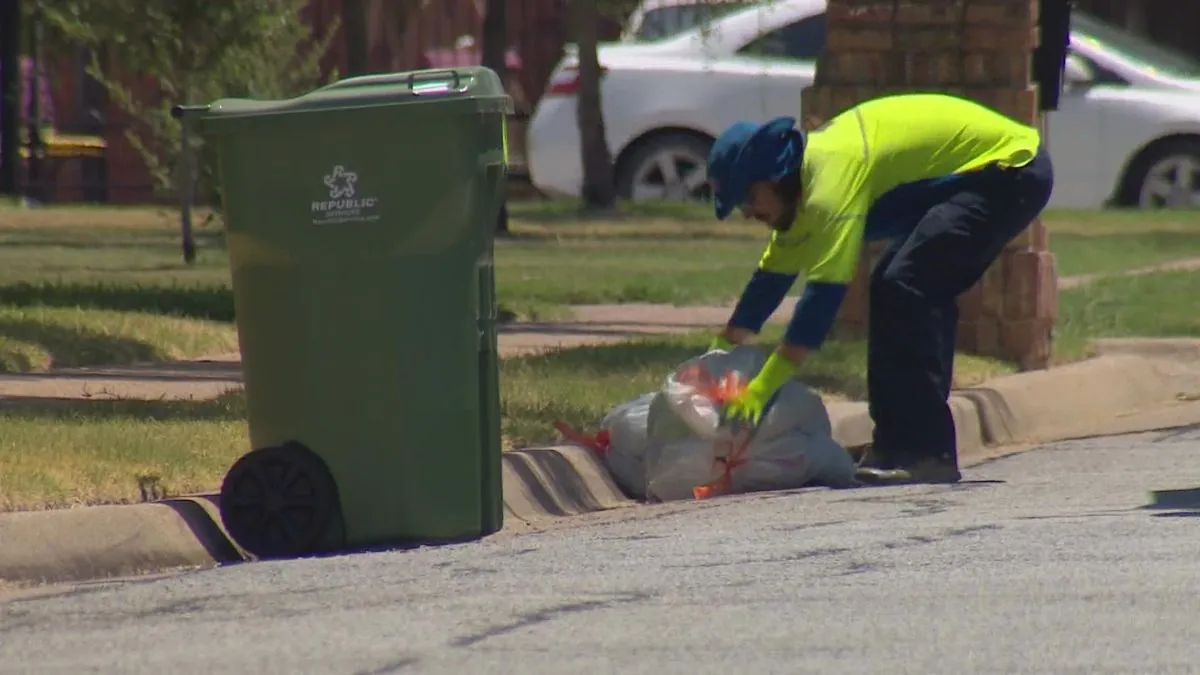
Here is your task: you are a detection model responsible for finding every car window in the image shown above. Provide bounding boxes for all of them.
[631,3,756,42]
[737,14,827,61]
[1070,48,1127,86]
[1071,10,1200,79]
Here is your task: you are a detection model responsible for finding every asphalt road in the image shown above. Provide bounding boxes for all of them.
[3,429,1199,675]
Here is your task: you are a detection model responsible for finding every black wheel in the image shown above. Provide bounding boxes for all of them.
[1120,138,1200,209]
[615,132,714,203]
[219,441,342,560]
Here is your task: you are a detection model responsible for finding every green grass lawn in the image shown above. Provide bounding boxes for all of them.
[0,304,236,372]
[2,203,1198,321]
[1051,232,1200,277]
[502,204,1200,303]
[1047,210,1200,277]
[0,394,248,510]
[1057,270,1200,343]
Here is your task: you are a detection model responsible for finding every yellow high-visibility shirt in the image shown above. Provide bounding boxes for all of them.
[759,93,1041,285]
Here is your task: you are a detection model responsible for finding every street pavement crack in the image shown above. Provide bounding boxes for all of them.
[449,592,654,649]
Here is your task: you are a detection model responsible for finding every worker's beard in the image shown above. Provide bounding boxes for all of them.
[770,203,797,232]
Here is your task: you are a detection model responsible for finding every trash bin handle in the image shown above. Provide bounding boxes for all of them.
[407,69,463,92]
[171,104,212,120]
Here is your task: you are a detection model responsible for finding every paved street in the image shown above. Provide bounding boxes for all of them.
[3,429,1199,675]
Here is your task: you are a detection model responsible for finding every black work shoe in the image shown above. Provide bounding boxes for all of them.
[854,445,888,470]
[855,458,962,486]
[848,444,875,467]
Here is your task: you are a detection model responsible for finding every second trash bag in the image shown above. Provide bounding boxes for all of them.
[560,345,858,503]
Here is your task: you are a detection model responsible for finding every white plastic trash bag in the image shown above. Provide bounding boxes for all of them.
[647,344,855,501]
[799,433,858,487]
[662,345,764,441]
[727,431,857,494]
[558,343,856,503]
[756,378,833,442]
[644,436,722,503]
[597,393,654,499]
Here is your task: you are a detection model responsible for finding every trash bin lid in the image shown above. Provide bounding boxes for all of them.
[197,66,512,127]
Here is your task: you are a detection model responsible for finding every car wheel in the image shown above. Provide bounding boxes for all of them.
[1130,139,1200,209]
[616,133,713,203]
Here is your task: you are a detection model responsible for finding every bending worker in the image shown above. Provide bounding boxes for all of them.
[707,92,1054,485]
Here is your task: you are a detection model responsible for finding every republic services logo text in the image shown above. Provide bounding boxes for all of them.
[311,165,380,225]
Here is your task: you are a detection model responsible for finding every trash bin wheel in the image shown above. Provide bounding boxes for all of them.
[219,441,340,560]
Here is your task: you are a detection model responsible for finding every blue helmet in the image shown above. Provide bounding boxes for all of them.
[707,116,805,219]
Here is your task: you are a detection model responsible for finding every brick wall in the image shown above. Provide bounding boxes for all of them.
[801,0,1056,370]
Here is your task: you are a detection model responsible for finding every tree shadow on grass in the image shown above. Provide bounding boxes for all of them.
[0,282,235,322]
[0,318,164,369]
[0,390,247,422]
[0,282,531,326]
[0,236,222,252]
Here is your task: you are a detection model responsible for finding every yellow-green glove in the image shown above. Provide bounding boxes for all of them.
[708,334,734,352]
[723,350,797,427]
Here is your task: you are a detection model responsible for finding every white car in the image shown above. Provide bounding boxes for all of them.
[526,0,1200,209]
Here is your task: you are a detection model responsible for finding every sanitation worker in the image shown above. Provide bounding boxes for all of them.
[706,92,1054,485]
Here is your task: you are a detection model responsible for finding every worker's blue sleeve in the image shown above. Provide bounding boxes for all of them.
[728,268,797,333]
[783,282,848,349]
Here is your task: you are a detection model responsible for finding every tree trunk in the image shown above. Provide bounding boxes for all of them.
[570,0,616,210]
[0,0,20,197]
[370,0,429,72]
[481,0,507,83]
[481,0,510,236]
[178,80,196,264]
[343,0,369,76]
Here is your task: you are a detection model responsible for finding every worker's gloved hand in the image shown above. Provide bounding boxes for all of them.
[708,334,734,352]
[723,350,797,427]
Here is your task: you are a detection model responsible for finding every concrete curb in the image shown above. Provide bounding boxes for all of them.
[0,445,634,588]
[825,353,1200,459]
[3,353,1199,589]
[0,496,236,587]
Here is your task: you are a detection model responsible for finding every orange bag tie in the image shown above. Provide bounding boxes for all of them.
[674,365,748,405]
[674,365,756,500]
[555,366,752,499]
[693,426,756,500]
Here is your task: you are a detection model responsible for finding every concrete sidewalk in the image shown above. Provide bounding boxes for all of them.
[0,303,785,402]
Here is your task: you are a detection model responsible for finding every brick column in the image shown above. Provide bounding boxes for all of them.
[803,0,1057,370]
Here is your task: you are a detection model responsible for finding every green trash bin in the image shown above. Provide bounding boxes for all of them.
[176,67,511,560]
